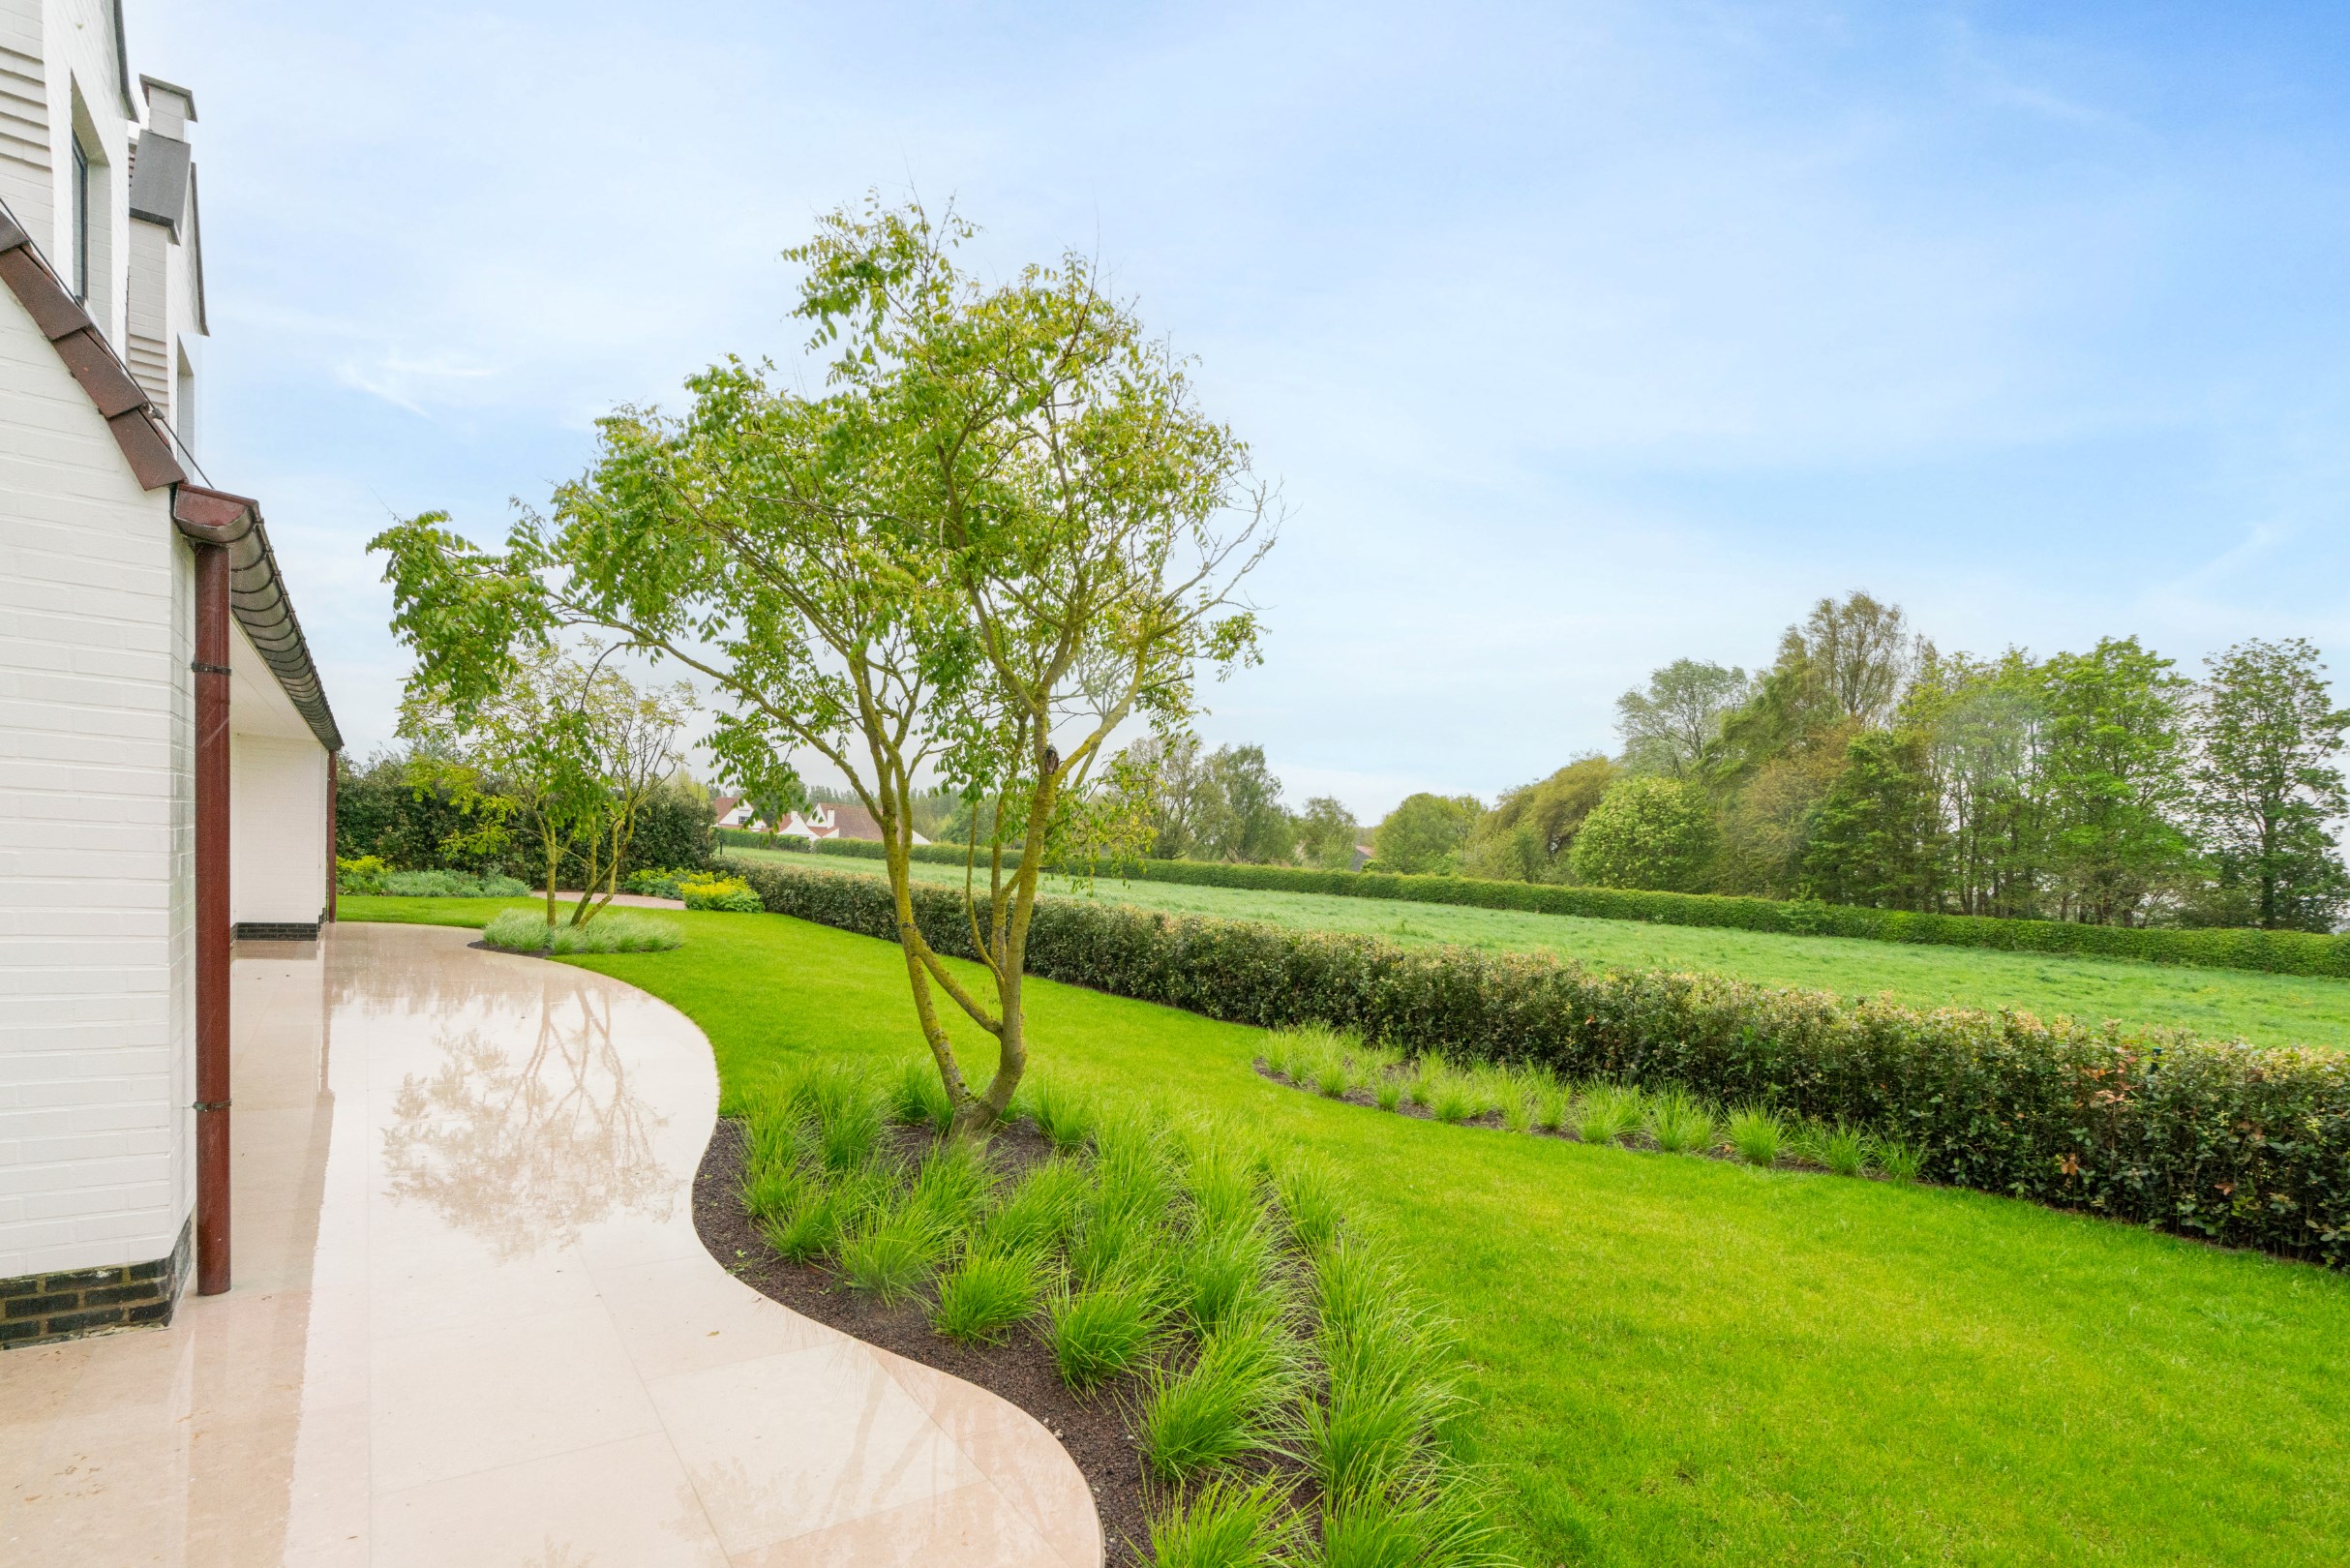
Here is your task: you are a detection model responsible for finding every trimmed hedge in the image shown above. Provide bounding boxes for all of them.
[731,860,2350,1267]
[719,833,2350,980]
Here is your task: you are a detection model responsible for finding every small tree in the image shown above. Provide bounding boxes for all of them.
[1569,775,1716,891]
[2191,638,2350,931]
[1371,792,1482,874]
[375,197,1272,1134]
[399,645,691,927]
[1293,795,1361,871]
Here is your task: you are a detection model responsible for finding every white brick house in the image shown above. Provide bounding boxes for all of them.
[1,0,339,1342]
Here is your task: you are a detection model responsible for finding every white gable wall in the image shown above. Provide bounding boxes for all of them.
[0,257,192,1278]
[229,618,327,928]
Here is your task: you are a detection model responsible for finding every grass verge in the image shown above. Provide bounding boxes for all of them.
[343,894,2350,1565]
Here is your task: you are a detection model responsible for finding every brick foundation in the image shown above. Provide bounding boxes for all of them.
[0,1218,191,1348]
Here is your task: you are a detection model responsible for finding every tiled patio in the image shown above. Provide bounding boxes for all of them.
[0,922,1099,1566]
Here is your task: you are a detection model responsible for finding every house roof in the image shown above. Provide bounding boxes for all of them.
[0,196,341,753]
[823,802,884,841]
[709,796,740,817]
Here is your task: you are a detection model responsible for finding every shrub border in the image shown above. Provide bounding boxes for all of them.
[729,859,2350,1269]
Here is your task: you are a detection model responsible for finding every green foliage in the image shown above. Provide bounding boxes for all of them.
[1045,1274,1169,1390]
[1725,1108,1786,1166]
[1373,793,1484,876]
[1297,795,1366,872]
[929,1246,1049,1343]
[888,1055,957,1134]
[2190,638,2350,932]
[2037,636,2195,924]
[1576,1085,1642,1146]
[1645,1089,1715,1154]
[1799,730,1942,910]
[733,861,2350,1265]
[1146,1477,1300,1568]
[678,873,764,912]
[1136,1297,1304,1479]
[478,908,681,953]
[1569,775,1716,892]
[1616,659,1752,778]
[1463,756,1615,883]
[728,841,2350,980]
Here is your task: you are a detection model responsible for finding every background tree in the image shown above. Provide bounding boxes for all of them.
[1293,795,1361,870]
[1569,775,1716,891]
[1902,649,2046,917]
[1194,743,1291,862]
[2036,636,2192,925]
[1799,731,1943,909]
[1126,733,1210,859]
[375,197,1273,1134]
[2189,637,2350,931]
[1616,660,1751,778]
[1463,755,1615,882]
[398,645,690,927]
[1371,792,1482,874]
[1798,590,1927,728]
[1713,744,1848,896]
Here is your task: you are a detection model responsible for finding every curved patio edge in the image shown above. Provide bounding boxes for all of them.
[0,920,1103,1568]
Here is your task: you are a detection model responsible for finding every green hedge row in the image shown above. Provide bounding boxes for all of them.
[717,832,2350,979]
[729,860,2350,1267]
[714,829,988,867]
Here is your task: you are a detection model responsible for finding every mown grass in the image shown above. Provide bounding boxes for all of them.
[344,893,2350,1565]
[723,846,2350,1050]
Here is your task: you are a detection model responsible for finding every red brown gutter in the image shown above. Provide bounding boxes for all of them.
[193,540,231,1295]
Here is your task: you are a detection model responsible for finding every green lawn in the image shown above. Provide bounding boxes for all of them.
[724,846,2350,1051]
[348,893,2350,1566]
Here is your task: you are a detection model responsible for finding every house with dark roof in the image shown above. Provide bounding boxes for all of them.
[1,3,340,1340]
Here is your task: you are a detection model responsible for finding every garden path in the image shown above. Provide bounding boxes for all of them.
[0,921,1097,1566]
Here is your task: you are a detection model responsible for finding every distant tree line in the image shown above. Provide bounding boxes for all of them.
[1374,592,2349,932]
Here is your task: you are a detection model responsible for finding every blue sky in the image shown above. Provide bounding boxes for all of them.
[125,1,2350,819]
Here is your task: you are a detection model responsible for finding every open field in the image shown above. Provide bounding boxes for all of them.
[348,892,2350,1566]
[718,846,2350,1051]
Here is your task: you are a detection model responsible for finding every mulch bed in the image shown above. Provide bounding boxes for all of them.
[692,1118,1153,1564]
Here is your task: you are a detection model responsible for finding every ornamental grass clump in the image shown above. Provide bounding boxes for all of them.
[1046,1273,1169,1391]
[1808,1121,1873,1178]
[1873,1135,1924,1184]
[1146,1478,1299,1568]
[978,1158,1090,1256]
[1576,1084,1643,1147]
[1646,1089,1715,1155]
[1726,1107,1786,1167]
[480,908,681,954]
[887,1055,956,1134]
[930,1246,1051,1344]
[1138,1300,1307,1481]
[1024,1078,1096,1152]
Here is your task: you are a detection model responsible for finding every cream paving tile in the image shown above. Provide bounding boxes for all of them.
[374,1432,730,1568]
[2,921,1100,1568]
[590,1254,837,1381]
[648,1342,983,1554]
[729,1478,1063,1568]
[952,1415,1107,1568]
[371,1303,664,1493]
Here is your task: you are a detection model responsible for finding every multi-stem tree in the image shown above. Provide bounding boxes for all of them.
[374,197,1273,1134]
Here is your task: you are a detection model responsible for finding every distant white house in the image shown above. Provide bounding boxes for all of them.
[718,796,928,846]
[1,2,339,1341]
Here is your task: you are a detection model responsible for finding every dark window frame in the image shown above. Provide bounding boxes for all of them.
[70,136,90,303]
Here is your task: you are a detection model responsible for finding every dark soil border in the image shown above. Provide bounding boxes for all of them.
[691,1118,1149,1564]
